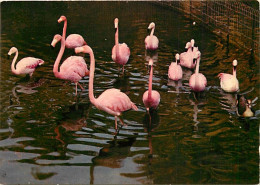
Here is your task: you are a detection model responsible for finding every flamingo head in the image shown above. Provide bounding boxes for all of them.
[233,60,238,67]
[175,53,180,64]
[8,47,18,56]
[58,15,67,23]
[191,39,195,51]
[75,45,93,54]
[193,51,201,64]
[114,18,119,29]
[185,42,191,51]
[148,22,155,30]
[51,34,62,47]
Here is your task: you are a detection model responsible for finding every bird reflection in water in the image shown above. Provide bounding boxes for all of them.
[90,134,136,184]
[11,78,46,104]
[145,50,158,63]
[54,102,90,145]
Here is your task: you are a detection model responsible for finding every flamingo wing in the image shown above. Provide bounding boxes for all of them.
[16,57,44,74]
[66,34,86,49]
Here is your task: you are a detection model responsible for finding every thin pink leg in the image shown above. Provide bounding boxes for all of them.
[77,82,84,90]
[115,116,118,130]
[118,117,126,126]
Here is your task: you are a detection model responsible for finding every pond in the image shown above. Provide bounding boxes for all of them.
[0,1,259,184]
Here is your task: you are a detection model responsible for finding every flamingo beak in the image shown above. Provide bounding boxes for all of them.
[191,47,194,52]
[193,58,197,64]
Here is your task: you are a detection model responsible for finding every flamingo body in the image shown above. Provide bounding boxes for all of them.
[189,51,207,92]
[189,73,207,92]
[95,88,138,116]
[65,34,86,49]
[142,90,160,110]
[8,47,44,77]
[180,41,199,69]
[145,35,159,50]
[218,73,239,92]
[168,54,182,81]
[112,43,130,66]
[59,56,89,82]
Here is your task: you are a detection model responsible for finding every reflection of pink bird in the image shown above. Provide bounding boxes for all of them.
[52,16,89,95]
[145,22,159,50]
[218,60,239,92]
[8,47,44,77]
[180,39,199,69]
[75,45,138,130]
[51,34,87,49]
[112,18,130,73]
[189,51,207,92]
[142,59,160,111]
[168,53,183,81]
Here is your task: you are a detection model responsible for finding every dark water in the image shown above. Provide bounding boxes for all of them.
[0,1,259,184]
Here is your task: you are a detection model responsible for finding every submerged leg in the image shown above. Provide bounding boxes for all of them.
[115,116,118,130]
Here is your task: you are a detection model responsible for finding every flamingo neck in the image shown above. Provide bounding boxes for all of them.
[115,27,119,59]
[148,65,153,100]
[88,47,97,106]
[150,27,155,36]
[233,66,237,78]
[195,58,200,74]
[11,50,19,75]
[53,19,67,78]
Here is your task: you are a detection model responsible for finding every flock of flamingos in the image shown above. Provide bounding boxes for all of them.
[7,15,254,131]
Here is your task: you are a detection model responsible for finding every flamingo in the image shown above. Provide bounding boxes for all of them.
[51,33,87,49]
[112,18,130,73]
[218,60,239,93]
[52,15,89,95]
[180,39,199,69]
[168,53,183,81]
[189,51,207,92]
[7,47,44,77]
[145,22,159,50]
[142,58,160,111]
[75,45,138,130]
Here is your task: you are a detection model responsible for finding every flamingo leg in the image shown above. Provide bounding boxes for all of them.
[115,116,118,130]
[75,83,78,96]
[77,82,84,90]
[118,117,126,126]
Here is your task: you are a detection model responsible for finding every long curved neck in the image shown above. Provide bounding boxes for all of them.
[88,47,97,105]
[148,65,153,100]
[233,65,237,78]
[150,27,155,36]
[11,50,19,75]
[53,19,67,78]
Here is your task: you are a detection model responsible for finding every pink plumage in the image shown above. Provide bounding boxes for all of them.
[180,39,199,69]
[145,22,159,50]
[75,45,138,130]
[51,34,87,49]
[8,47,44,77]
[189,51,207,92]
[112,18,130,73]
[142,59,160,111]
[52,15,89,95]
[218,60,239,92]
[168,53,183,81]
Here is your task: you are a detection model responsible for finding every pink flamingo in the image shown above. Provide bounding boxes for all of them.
[52,15,89,95]
[168,53,183,81]
[51,33,87,49]
[145,22,159,50]
[180,39,199,69]
[142,59,160,111]
[189,51,207,92]
[75,45,138,130]
[8,47,44,77]
[218,60,239,92]
[112,18,130,73]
